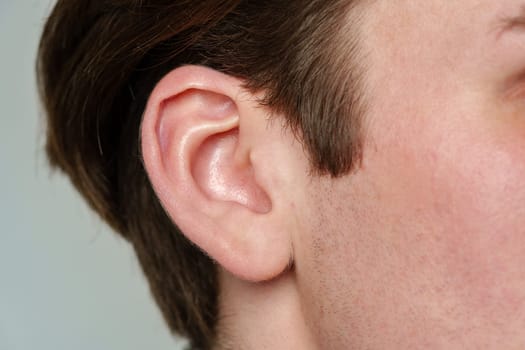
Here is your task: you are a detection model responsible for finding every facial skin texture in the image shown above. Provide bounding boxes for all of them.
[140,1,525,348]
[293,1,525,349]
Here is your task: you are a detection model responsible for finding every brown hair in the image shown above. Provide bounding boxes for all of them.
[37,1,367,348]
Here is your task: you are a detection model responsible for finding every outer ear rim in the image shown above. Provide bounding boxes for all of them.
[145,65,243,114]
[141,65,240,199]
[140,65,293,282]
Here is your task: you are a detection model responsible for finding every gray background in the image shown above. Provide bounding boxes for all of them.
[1,1,186,349]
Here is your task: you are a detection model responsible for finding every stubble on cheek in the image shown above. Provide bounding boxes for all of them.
[297,123,525,348]
[389,120,525,341]
[293,0,525,345]
[295,165,442,349]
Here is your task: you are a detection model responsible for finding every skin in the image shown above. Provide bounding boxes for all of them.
[142,0,525,348]
[219,1,525,349]
[291,1,525,349]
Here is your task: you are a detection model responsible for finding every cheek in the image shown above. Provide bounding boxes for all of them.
[378,123,525,332]
[296,123,525,348]
[427,133,525,305]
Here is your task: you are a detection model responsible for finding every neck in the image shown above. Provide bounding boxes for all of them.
[214,269,316,350]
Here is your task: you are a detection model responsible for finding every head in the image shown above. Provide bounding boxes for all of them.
[38,0,525,349]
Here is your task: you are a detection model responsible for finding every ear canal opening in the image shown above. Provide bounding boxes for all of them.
[191,129,272,214]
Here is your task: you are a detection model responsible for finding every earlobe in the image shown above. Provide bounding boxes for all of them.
[141,65,293,282]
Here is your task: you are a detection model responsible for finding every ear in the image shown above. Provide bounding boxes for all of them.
[141,65,300,282]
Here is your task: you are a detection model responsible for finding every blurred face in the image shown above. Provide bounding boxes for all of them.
[295,1,525,348]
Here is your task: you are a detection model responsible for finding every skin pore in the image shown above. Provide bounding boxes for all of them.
[217,1,525,349]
